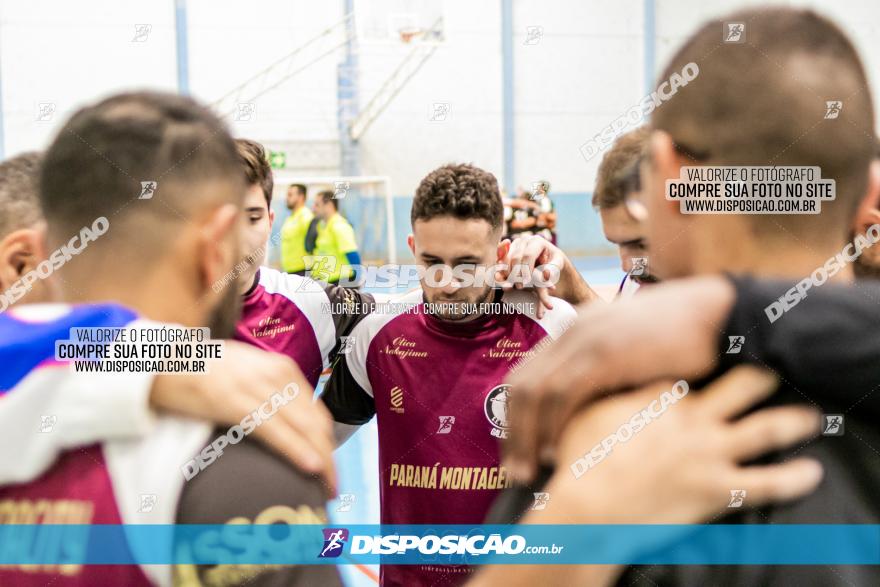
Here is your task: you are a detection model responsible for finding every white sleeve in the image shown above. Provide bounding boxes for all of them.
[0,368,156,484]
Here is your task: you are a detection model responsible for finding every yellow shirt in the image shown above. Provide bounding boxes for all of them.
[313,213,358,282]
[280,206,314,273]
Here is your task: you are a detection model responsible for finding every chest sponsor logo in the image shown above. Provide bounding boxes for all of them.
[383,335,429,359]
[485,384,511,439]
[484,337,530,361]
[251,315,295,338]
[390,386,405,413]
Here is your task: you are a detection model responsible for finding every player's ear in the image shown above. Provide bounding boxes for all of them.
[853,160,880,236]
[651,130,683,215]
[269,208,276,228]
[198,203,240,291]
[0,227,41,291]
[407,234,416,257]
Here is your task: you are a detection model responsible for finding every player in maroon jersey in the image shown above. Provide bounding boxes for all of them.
[321,163,578,586]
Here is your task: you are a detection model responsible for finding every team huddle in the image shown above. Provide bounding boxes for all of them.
[1,5,880,587]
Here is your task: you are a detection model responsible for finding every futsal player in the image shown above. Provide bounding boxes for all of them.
[0,91,340,586]
[592,126,659,295]
[320,162,579,586]
[0,150,335,489]
[503,7,880,586]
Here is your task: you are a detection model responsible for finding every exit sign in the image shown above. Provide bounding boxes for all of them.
[269,150,287,169]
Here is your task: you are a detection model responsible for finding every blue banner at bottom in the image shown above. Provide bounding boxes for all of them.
[0,524,878,566]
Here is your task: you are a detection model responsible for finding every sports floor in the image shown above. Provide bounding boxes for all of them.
[322,255,621,586]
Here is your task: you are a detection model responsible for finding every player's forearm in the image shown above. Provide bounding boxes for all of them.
[557,256,602,306]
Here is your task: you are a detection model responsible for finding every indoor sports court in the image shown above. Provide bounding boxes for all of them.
[2,1,880,586]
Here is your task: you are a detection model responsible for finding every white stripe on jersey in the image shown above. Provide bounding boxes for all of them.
[256,267,337,370]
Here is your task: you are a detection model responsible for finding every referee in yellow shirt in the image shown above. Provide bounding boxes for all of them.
[311,190,361,285]
[280,183,313,274]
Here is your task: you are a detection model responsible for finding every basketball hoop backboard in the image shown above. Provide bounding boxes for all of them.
[356,0,445,45]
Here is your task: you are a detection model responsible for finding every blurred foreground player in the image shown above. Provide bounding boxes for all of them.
[0,151,334,489]
[0,91,340,587]
[503,7,880,586]
[592,126,658,295]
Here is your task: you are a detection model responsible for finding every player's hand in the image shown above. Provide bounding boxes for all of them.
[504,275,735,481]
[149,340,337,496]
[538,366,823,525]
[496,235,600,318]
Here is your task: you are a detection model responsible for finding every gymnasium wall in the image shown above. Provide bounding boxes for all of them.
[2,0,880,256]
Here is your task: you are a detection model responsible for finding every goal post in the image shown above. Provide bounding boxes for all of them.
[268,173,397,266]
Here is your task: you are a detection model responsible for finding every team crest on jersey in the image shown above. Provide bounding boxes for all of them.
[484,384,510,439]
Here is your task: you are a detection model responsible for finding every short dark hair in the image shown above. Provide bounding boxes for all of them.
[0,152,42,238]
[653,7,874,239]
[317,189,338,210]
[593,127,649,209]
[236,138,273,209]
[412,163,503,230]
[289,183,307,198]
[41,91,241,254]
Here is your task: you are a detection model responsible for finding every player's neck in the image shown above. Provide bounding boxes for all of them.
[692,237,854,282]
[59,267,209,327]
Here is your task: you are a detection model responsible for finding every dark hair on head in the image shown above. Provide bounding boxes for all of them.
[236,138,273,209]
[412,163,503,229]
[653,7,874,238]
[593,127,649,209]
[317,189,338,210]
[41,91,241,246]
[289,183,307,197]
[0,151,42,238]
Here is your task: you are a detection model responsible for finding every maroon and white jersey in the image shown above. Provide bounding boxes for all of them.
[321,288,575,586]
[236,267,374,386]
